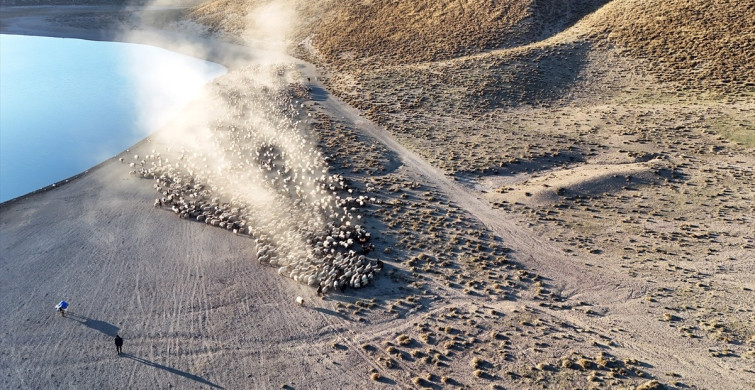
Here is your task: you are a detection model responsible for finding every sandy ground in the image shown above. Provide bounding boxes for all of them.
[0,140,379,389]
[1,4,754,390]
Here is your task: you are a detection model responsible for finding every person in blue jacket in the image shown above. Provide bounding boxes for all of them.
[55,301,68,317]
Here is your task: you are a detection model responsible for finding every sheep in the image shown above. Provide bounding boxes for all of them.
[130,66,383,294]
[295,296,304,306]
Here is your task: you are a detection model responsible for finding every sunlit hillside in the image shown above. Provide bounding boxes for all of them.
[191,0,753,91]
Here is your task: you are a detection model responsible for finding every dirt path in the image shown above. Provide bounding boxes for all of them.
[296,62,631,296]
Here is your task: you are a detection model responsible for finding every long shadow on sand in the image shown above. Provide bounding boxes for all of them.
[65,313,120,336]
[308,85,329,101]
[122,353,224,389]
[311,307,352,321]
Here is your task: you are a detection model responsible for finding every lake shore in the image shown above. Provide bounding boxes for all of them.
[0,4,244,205]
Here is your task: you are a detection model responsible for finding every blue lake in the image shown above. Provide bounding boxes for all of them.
[0,34,226,202]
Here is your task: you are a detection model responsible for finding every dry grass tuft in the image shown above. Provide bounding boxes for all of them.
[412,376,432,387]
[396,334,412,346]
[636,380,665,390]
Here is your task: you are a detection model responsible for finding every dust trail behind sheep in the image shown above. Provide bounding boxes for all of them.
[119,1,381,291]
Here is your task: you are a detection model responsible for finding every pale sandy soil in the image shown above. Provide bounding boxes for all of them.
[1,4,754,390]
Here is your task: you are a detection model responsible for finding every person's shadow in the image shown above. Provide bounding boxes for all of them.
[121,353,224,389]
[65,312,120,336]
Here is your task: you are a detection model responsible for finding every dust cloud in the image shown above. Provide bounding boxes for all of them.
[118,0,381,292]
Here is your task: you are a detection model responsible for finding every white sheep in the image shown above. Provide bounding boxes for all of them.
[295,296,304,306]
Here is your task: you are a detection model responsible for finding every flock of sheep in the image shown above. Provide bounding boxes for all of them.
[126,64,382,293]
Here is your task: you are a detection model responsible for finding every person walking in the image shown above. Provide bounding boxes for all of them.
[55,301,68,317]
[114,334,123,355]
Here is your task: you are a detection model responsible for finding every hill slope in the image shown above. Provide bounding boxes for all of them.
[191,0,754,90]
[584,0,755,91]
[312,0,607,66]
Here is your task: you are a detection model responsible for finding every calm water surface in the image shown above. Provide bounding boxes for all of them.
[0,34,226,202]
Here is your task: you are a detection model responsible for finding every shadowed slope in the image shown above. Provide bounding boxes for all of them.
[190,0,608,65]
